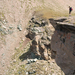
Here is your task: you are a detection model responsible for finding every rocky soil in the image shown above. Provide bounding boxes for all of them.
[5,15,65,75]
[6,15,75,75]
[0,0,75,75]
[0,14,75,75]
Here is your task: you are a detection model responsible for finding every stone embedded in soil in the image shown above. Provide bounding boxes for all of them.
[27,58,37,64]
[17,24,22,31]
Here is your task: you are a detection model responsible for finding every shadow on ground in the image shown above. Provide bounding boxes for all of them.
[19,48,31,61]
[19,48,42,61]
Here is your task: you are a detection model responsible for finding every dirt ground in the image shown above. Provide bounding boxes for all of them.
[0,0,75,75]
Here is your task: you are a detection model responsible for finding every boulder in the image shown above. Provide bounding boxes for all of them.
[27,17,54,60]
[28,27,45,39]
[51,21,75,75]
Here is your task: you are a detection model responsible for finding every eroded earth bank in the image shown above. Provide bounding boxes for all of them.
[5,15,75,75]
[1,0,75,75]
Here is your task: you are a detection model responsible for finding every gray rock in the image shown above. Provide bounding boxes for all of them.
[17,25,22,31]
[2,20,7,24]
[28,70,36,74]
[0,22,2,26]
[27,17,54,61]
[0,27,4,32]
[28,27,45,39]
[31,27,45,33]
[27,59,31,64]
[26,72,28,75]
[0,27,7,35]
[41,19,48,26]
[2,53,5,56]
[33,58,37,62]
[9,26,13,29]
[2,25,6,29]
[57,22,74,26]
[34,24,39,27]
[27,58,37,64]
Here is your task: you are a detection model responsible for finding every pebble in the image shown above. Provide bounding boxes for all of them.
[9,26,13,29]
[2,25,6,29]
[33,58,37,62]
[13,59,16,63]
[17,25,22,31]
[27,58,37,64]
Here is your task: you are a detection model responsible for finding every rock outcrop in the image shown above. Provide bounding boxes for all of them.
[27,17,75,75]
[27,17,55,60]
[51,21,75,75]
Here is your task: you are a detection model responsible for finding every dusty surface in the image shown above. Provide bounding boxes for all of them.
[0,0,75,75]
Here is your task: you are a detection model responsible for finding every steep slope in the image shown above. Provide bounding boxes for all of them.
[0,0,75,75]
[51,17,75,75]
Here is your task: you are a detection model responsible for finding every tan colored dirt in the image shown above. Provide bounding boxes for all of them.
[0,0,75,75]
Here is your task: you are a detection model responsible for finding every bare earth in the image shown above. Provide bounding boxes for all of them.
[0,0,75,75]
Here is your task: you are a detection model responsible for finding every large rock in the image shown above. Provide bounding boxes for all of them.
[28,27,45,39]
[28,17,55,60]
[51,22,75,75]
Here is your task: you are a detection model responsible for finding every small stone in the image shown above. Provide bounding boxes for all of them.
[27,59,31,64]
[26,72,28,75]
[15,47,19,50]
[33,70,36,73]
[17,25,22,31]
[9,26,13,29]
[33,58,37,62]
[22,38,25,41]
[18,71,21,74]
[0,23,2,26]
[28,71,35,74]
[8,29,13,34]
[52,73,55,75]
[2,25,6,29]
[30,59,33,62]
[13,59,16,63]
[3,20,7,24]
